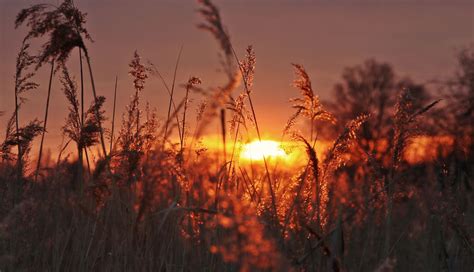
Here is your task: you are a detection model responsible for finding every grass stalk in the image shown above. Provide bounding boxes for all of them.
[35,61,54,181]
[220,108,227,163]
[110,76,118,153]
[82,47,108,159]
[180,82,191,153]
[78,48,85,185]
[230,45,278,222]
[164,46,183,146]
[14,68,22,182]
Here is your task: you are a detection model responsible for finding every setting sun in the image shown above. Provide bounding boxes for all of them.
[240,140,287,161]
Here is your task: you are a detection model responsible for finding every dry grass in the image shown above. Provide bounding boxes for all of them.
[0,1,472,271]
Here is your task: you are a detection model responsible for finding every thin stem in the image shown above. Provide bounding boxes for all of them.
[136,89,140,135]
[229,45,278,222]
[149,64,182,141]
[14,69,21,181]
[180,85,191,152]
[385,168,394,257]
[220,108,227,163]
[216,108,227,210]
[164,46,183,146]
[110,76,118,153]
[35,60,54,181]
[84,147,91,176]
[247,93,278,217]
[78,48,85,185]
[83,47,108,158]
[80,48,84,128]
[227,118,241,178]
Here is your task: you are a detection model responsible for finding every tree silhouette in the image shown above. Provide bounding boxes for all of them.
[437,47,474,151]
[327,59,431,164]
[431,46,474,190]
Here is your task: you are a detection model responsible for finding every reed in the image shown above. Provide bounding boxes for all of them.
[1,1,471,271]
[12,39,39,181]
[164,47,184,146]
[60,66,106,188]
[35,61,54,181]
[15,0,108,158]
[181,77,202,154]
[110,76,118,153]
[384,89,440,256]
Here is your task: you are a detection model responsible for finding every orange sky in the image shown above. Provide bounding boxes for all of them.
[1,0,473,154]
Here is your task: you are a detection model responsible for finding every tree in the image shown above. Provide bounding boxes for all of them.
[431,46,474,190]
[326,59,431,164]
[437,47,473,154]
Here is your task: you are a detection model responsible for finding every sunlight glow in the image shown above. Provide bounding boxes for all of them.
[240,140,287,161]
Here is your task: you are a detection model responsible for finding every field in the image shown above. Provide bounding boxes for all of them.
[0,0,473,271]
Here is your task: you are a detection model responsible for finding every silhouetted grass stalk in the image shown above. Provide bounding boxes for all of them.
[83,48,108,158]
[110,76,118,153]
[77,48,85,183]
[164,47,183,146]
[220,108,227,163]
[229,45,278,221]
[11,56,21,181]
[384,91,440,256]
[180,77,201,153]
[14,67,22,181]
[13,39,40,183]
[148,64,182,147]
[35,61,54,181]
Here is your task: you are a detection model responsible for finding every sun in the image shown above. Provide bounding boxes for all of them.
[240,140,287,161]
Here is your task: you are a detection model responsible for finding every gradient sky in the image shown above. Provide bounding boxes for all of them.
[1,0,473,153]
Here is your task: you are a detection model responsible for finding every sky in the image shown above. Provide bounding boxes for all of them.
[0,0,473,154]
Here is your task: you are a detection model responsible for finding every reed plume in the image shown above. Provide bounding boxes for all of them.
[285,63,340,231]
[197,0,234,78]
[180,77,202,154]
[2,117,42,171]
[194,0,240,140]
[15,0,91,70]
[384,88,440,256]
[13,39,39,179]
[60,66,106,188]
[117,51,158,184]
[61,68,106,151]
[0,113,16,161]
[15,0,108,158]
[227,46,255,170]
[285,64,336,141]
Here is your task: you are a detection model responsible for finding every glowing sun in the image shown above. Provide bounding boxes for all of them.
[240,140,287,161]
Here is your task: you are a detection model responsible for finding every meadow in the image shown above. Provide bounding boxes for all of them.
[0,0,472,271]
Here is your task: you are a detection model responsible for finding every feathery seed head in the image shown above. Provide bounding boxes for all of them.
[129,51,148,92]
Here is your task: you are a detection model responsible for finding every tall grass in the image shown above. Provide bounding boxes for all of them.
[35,61,54,181]
[110,76,119,153]
[0,1,472,271]
[11,38,40,186]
